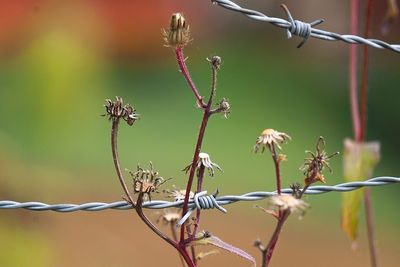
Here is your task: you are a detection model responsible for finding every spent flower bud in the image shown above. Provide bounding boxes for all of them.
[163,13,191,48]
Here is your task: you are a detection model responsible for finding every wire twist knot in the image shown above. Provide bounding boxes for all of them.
[281,4,324,48]
[177,190,227,227]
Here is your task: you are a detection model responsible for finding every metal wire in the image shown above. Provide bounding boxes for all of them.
[0,176,398,212]
[177,190,227,226]
[212,0,400,53]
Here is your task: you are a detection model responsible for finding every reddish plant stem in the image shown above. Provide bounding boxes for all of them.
[364,188,378,267]
[175,47,206,108]
[176,49,220,266]
[360,0,373,142]
[179,110,210,245]
[193,166,206,236]
[135,193,195,267]
[189,166,205,267]
[178,53,218,247]
[111,120,194,266]
[259,143,285,267]
[262,210,290,267]
[349,0,362,142]
[170,223,186,267]
[268,144,281,195]
[111,120,135,205]
[360,1,378,266]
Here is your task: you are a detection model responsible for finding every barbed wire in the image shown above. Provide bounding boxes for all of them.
[0,177,398,213]
[212,0,400,53]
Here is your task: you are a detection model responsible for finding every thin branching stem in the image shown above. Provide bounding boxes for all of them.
[261,210,290,267]
[135,193,195,267]
[193,166,206,236]
[299,184,310,199]
[175,47,206,108]
[179,110,210,244]
[170,222,186,267]
[111,116,194,267]
[178,53,221,267]
[258,143,287,266]
[268,144,281,195]
[111,119,135,205]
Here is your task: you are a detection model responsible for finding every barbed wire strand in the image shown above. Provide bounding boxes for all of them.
[0,176,398,212]
[211,0,400,53]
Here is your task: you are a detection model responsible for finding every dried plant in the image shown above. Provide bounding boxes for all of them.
[99,11,392,267]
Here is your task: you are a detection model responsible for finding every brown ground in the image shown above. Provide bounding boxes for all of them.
[23,203,399,267]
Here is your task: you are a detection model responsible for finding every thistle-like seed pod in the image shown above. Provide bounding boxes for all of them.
[103,96,139,126]
[163,13,191,48]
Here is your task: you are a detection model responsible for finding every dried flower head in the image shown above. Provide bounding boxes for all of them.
[104,96,139,126]
[128,162,169,201]
[207,55,222,70]
[156,208,181,225]
[269,195,309,215]
[170,188,195,202]
[218,98,230,119]
[290,183,302,199]
[254,129,291,152]
[183,152,223,177]
[163,13,191,48]
[300,136,339,186]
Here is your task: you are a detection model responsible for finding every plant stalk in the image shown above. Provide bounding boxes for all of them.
[170,222,187,267]
[268,144,281,195]
[111,119,135,205]
[193,166,206,236]
[175,47,206,108]
[349,0,362,142]
[364,188,378,267]
[261,210,290,267]
[178,52,219,245]
[135,193,195,267]
[360,1,378,266]
[179,110,210,245]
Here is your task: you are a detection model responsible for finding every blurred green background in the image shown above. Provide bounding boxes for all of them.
[0,0,399,266]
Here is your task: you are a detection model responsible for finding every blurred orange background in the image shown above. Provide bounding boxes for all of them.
[0,0,399,266]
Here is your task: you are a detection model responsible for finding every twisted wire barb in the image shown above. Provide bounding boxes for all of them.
[177,190,227,226]
[0,177,398,212]
[212,0,400,53]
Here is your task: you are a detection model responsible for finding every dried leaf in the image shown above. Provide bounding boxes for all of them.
[255,204,279,219]
[341,139,380,243]
[196,250,219,261]
[190,232,256,266]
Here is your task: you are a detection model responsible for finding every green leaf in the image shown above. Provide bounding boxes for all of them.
[341,139,380,243]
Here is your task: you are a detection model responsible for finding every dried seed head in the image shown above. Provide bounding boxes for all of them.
[163,13,191,48]
[300,136,338,186]
[170,189,195,202]
[269,195,309,215]
[290,183,302,199]
[208,55,222,70]
[128,162,169,201]
[254,129,291,153]
[156,208,181,225]
[218,98,230,118]
[183,152,223,177]
[103,96,139,126]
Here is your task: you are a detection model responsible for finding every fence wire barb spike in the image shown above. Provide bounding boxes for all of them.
[177,190,227,227]
[0,177,399,212]
[212,0,400,53]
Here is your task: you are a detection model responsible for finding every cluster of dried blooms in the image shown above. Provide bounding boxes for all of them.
[103,12,339,267]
